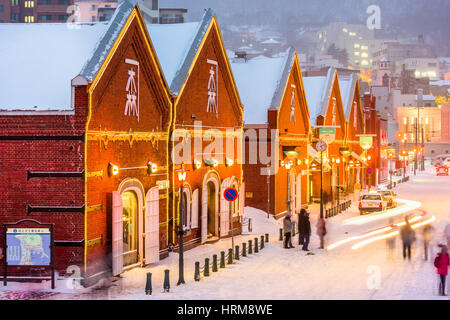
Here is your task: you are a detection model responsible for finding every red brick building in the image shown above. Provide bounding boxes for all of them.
[231,48,311,218]
[303,68,347,205]
[0,0,74,23]
[0,2,173,285]
[339,74,366,192]
[148,9,244,247]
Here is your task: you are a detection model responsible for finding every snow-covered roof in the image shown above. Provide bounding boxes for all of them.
[0,0,135,111]
[302,68,336,126]
[230,48,294,125]
[338,73,357,120]
[147,8,214,94]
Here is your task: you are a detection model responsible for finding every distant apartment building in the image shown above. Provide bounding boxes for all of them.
[372,37,436,71]
[159,7,186,24]
[0,0,73,23]
[74,0,116,22]
[315,22,379,69]
[395,57,440,79]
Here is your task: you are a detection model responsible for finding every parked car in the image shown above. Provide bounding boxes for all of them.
[377,190,397,208]
[432,154,449,166]
[441,157,450,167]
[436,166,449,176]
[358,192,388,215]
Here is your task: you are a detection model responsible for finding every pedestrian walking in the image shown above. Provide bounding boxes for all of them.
[434,244,449,296]
[400,216,415,260]
[386,218,396,260]
[316,217,327,249]
[423,224,434,261]
[283,214,294,249]
[289,213,296,248]
[298,209,311,251]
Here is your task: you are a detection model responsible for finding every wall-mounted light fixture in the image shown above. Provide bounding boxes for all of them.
[225,158,234,167]
[108,162,119,177]
[193,159,202,170]
[147,161,158,174]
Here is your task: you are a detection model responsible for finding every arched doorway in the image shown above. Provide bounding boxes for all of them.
[122,190,139,266]
[207,181,216,237]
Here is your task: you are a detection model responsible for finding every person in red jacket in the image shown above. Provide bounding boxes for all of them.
[434,244,449,296]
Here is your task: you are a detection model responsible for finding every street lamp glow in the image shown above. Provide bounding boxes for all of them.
[147,161,158,173]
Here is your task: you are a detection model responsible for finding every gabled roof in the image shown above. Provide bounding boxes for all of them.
[302,68,336,126]
[230,47,295,125]
[147,8,214,95]
[0,0,135,111]
[338,73,358,120]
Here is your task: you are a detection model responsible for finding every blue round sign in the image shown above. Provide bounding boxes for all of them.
[224,187,238,202]
[367,168,373,174]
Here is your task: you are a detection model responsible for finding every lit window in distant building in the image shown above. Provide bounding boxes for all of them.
[415,71,421,78]
[361,60,369,66]
[11,0,19,5]
[361,52,368,58]
[425,117,429,125]
[343,28,348,33]
[319,33,322,39]
[427,71,436,77]
[403,117,407,125]
[349,32,356,36]
[361,46,369,50]
[24,16,34,23]
[411,117,414,124]
[354,52,360,56]
[421,72,427,77]
[354,44,360,48]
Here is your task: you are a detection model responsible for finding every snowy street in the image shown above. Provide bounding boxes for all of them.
[2,166,444,300]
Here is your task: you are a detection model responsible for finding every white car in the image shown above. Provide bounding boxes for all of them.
[377,190,397,208]
[441,157,450,167]
[432,154,449,166]
[359,193,388,215]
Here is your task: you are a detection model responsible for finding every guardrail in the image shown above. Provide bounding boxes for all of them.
[325,200,351,219]
[194,233,269,282]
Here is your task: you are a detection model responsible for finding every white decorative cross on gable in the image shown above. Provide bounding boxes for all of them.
[290,84,296,123]
[206,59,218,118]
[353,101,358,128]
[124,58,140,121]
[332,97,337,126]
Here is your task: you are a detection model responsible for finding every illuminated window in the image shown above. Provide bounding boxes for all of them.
[410,117,414,124]
[403,117,407,125]
[415,71,421,78]
[425,117,429,125]
[361,60,369,66]
[361,52,368,58]
[427,71,436,77]
[343,28,348,33]
[354,52,360,56]
[122,191,138,258]
[354,44,360,48]
[349,32,356,36]
[319,33,322,39]
[361,46,369,50]
[24,16,34,23]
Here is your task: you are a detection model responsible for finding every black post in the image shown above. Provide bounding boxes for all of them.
[320,150,324,218]
[260,235,264,249]
[145,272,152,295]
[248,240,253,254]
[254,237,259,253]
[212,254,218,272]
[194,262,200,281]
[177,186,185,286]
[204,258,210,277]
[279,228,283,241]
[265,233,269,243]
[228,248,233,264]
[163,269,170,292]
[235,245,240,260]
[220,251,225,268]
[242,242,247,257]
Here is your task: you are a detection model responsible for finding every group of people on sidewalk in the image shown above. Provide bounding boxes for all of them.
[282,209,327,252]
[395,217,449,296]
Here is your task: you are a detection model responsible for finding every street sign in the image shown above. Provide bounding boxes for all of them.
[366,168,373,175]
[319,128,336,144]
[224,187,238,202]
[316,140,327,152]
[359,136,374,150]
[157,180,170,190]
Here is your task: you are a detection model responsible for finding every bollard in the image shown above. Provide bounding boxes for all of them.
[248,240,253,254]
[265,233,269,243]
[220,251,225,268]
[279,228,283,241]
[254,237,259,253]
[194,262,201,281]
[145,272,152,295]
[260,235,264,249]
[248,218,253,232]
[163,269,170,292]
[235,245,240,260]
[292,222,296,236]
[204,258,210,277]
[242,242,247,257]
[212,254,218,272]
[228,248,233,264]
[326,209,329,218]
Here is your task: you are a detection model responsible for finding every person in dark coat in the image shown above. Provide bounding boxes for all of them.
[283,214,294,249]
[400,217,415,260]
[298,209,311,251]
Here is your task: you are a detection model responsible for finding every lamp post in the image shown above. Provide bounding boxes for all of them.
[176,167,187,286]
